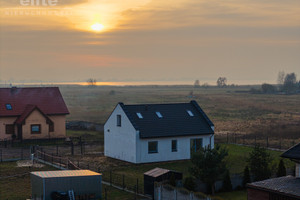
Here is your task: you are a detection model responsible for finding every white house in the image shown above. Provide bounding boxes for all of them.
[104,100,214,164]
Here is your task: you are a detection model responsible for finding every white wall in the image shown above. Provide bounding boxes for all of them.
[104,104,137,163]
[136,134,214,163]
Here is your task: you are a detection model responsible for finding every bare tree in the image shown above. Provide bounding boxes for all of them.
[217,77,227,87]
[87,78,97,86]
[277,71,285,86]
[194,80,200,88]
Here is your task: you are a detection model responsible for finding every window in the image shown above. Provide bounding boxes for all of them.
[191,138,203,152]
[117,115,121,126]
[148,141,158,153]
[187,110,194,117]
[172,140,177,152]
[5,124,14,134]
[31,124,41,134]
[156,112,163,118]
[5,104,12,110]
[136,112,143,119]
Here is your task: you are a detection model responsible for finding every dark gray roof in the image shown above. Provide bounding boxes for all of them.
[281,143,300,160]
[119,100,214,138]
[247,176,300,198]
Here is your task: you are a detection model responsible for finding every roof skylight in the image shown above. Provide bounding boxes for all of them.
[136,112,143,119]
[187,110,194,116]
[156,112,163,118]
[5,104,12,110]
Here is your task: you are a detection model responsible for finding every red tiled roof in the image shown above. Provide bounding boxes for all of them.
[0,87,69,117]
[14,104,53,125]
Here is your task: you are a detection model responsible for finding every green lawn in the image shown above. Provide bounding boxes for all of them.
[0,161,57,200]
[101,143,294,199]
[0,144,294,199]
[222,144,294,174]
[0,161,139,200]
[66,130,104,142]
[216,190,247,200]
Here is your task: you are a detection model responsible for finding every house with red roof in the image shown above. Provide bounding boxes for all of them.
[0,87,69,140]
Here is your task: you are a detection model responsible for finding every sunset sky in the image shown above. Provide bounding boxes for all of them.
[0,0,299,84]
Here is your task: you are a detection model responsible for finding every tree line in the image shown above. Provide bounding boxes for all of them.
[260,71,299,94]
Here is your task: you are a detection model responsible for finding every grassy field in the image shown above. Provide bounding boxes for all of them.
[60,85,300,139]
[0,161,57,200]
[216,190,247,200]
[0,161,141,200]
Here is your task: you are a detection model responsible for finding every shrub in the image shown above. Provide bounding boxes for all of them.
[277,159,286,177]
[243,165,251,187]
[222,170,232,192]
[183,176,196,191]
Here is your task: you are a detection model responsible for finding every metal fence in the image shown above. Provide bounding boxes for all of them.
[33,147,147,198]
[215,133,298,150]
[0,147,30,162]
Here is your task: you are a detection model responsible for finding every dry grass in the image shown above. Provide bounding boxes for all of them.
[60,85,300,138]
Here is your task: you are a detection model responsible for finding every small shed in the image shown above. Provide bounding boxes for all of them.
[144,167,183,196]
[31,170,102,200]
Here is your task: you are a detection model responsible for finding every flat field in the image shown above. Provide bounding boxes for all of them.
[60,85,300,140]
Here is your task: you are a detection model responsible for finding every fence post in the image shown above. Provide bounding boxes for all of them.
[71,142,74,156]
[234,133,237,144]
[60,158,61,168]
[56,145,58,156]
[136,178,139,194]
[110,171,112,186]
[51,153,54,164]
[21,147,23,160]
[279,139,282,149]
[122,175,125,190]
[77,160,80,168]
[81,142,83,155]
[227,133,229,143]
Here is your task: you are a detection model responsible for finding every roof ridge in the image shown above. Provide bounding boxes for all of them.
[123,102,191,107]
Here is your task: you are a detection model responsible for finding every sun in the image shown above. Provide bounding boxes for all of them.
[91,23,104,31]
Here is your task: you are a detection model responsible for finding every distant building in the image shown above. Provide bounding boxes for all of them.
[0,87,69,140]
[31,170,102,200]
[247,143,300,200]
[104,100,214,163]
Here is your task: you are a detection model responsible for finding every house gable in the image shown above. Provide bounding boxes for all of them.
[14,105,53,125]
[104,104,138,163]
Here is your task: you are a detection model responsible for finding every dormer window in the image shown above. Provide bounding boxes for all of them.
[136,112,143,119]
[5,104,12,110]
[187,110,194,116]
[156,112,163,118]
